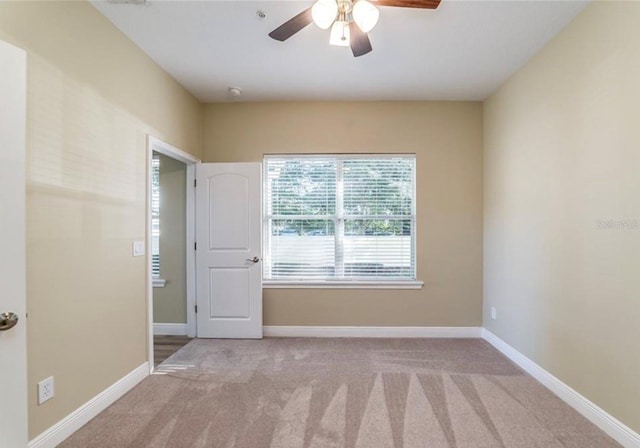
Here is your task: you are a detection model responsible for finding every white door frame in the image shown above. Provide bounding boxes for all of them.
[0,39,28,447]
[146,135,199,372]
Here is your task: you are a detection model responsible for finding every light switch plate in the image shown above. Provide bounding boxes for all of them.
[132,240,145,257]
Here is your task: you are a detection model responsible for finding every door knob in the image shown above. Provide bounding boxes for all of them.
[0,312,19,331]
[246,256,260,263]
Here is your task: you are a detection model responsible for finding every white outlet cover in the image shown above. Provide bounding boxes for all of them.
[132,240,145,257]
[38,376,54,405]
[491,307,497,320]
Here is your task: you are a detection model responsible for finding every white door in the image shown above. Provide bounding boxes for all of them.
[0,40,28,447]
[196,163,262,338]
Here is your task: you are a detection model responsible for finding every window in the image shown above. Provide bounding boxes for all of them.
[263,155,417,285]
[151,153,161,278]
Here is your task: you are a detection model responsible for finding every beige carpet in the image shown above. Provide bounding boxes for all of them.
[62,338,620,448]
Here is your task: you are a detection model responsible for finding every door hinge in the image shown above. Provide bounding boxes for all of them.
[194,179,197,187]
[194,242,197,251]
[195,305,198,314]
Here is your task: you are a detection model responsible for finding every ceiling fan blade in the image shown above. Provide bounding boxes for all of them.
[269,8,314,41]
[350,22,373,57]
[373,0,441,9]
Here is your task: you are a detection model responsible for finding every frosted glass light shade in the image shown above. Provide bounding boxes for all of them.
[329,21,350,46]
[352,0,379,33]
[312,0,338,30]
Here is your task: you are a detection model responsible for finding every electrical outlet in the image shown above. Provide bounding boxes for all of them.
[491,306,497,320]
[38,376,54,405]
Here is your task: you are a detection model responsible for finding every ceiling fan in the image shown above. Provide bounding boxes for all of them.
[269,0,441,57]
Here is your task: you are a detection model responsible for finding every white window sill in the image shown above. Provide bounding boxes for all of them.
[263,280,424,290]
[153,278,167,288]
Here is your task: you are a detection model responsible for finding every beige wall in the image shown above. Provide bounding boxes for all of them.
[203,102,484,327]
[153,153,187,324]
[0,1,202,438]
[484,1,640,434]
[10,0,635,439]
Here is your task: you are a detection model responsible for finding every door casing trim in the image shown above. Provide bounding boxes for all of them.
[146,136,199,372]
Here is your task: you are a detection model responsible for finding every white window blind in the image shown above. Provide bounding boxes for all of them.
[151,154,160,277]
[264,155,416,282]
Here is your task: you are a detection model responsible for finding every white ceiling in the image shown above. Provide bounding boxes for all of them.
[92,0,588,102]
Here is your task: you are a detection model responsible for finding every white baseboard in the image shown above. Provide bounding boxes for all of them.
[28,362,149,448]
[482,329,640,448]
[25,330,638,448]
[153,323,188,336]
[264,326,483,338]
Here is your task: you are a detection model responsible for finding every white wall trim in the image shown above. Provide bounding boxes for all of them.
[24,330,639,448]
[482,329,640,448]
[264,326,482,338]
[148,135,200,165]
[146,135,199,371]
[184,164,197,338]
[152,278,166,288]
[153,323,188,336]
[28,362,149,448]
[263,280,424,290]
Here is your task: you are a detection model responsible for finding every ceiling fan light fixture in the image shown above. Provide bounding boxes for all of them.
[352,0,379,33]
[311,0,338,30]
[268,0,441,56]
[329,20,350,46]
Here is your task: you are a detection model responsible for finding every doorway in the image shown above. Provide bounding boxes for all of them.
[146,143,264,361]
[146,136,198,371]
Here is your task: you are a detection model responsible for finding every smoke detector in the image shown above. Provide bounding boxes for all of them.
[228,87,242,98]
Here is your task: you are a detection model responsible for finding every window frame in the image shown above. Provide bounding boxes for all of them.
[262,154,423,289]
